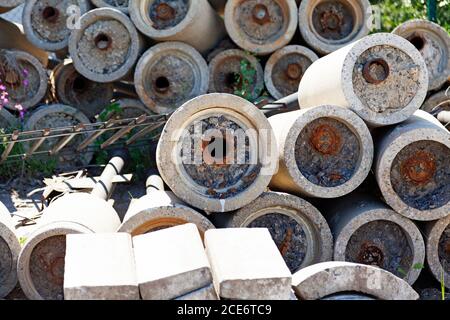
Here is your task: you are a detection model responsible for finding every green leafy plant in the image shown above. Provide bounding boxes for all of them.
[234,58,257,102]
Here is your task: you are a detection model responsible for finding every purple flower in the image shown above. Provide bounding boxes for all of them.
[22,69,29,77]
[0,84,5,91]
[22,79,29,87]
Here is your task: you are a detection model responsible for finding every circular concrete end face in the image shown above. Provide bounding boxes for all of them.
[426,215,450,289]
[334,208,425,285]
[224,0,298,55]
[341,33,429,127]
[375,111,450,221]
[23,0,91,52]
[91,0,129,13]
[393,19,450,92]
[292,261,419,300]
[299,0,371,55]
[69,8,142,83]
[232,192,333,273]
[0,203,20,298]
[265,45,319,99]
[270,105,373,198]
[0,50,48,110]
[157,93,278,213]
[135,42,209,114]
[208,49,264,102]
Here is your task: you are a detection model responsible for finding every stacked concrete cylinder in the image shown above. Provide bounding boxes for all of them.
[0,201,21,298]
[269,105,373,198]
[129,0,225,54]
[298,33,429,127]
[157,93,278,213]
[0,0,23,13]
[374,110,450,221]
[17,157,124,300]
[422,90,450,116]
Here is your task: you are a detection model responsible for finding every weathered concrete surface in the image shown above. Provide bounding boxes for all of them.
[269,105,373,198]
[292,261,419,300]
[64,233,139,300]
[393,19,450,91]
[205,228,292,300]
[298,33,429,127]
[133,223,213,300]
[0,0,23,14]
[91,0,128,13]
[298,0,372,55]
[175,283,219,300]
[374,110,450,221]
[224,0,298,55]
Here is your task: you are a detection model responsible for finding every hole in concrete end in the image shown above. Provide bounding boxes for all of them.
[94,33,112,51]
[72,76,87,93]
[154,76,170,93]
[408,35,426,51]
[363,58,390,85]
[42,6,59,23]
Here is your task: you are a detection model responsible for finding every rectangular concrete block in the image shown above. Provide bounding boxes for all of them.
[175,283,219,300]
[205,228,292,300]
[133,223,213,300]
[64,233,139,300]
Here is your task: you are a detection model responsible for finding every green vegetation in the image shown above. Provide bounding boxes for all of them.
[234,57,258,102]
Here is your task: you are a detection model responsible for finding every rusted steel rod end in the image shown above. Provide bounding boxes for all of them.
[362,58,390,85]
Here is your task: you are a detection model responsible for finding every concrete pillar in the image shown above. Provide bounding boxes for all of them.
[205,228,292,300]
[323,194,425,285]
[393,19,450,92]
[0,18,48,67]
[51,60,114,119]
[129,0,225,54]
[175,283,218,300]
[269,105,373,198]
[23,0,91,52]
[298,0,371,55]
[64,233,139,300]
[91,0,129,13]
[0,0,23,13]
[208,49,264,102]
[422,90,450,115]
[69,8,144,83]
[0,201,20,298]
[265,45,318,100]
[224,0,298,55]
[424,215,450,289]
[212,192,333,273]
[156,93,278,213]
[118,174,215,237]
[24,104,93,166]
[374,110,450,221]
[133,223,213,300]
[17,158,123,300]
[134,42,209,114]
[0,50,48,110]
[298,33,429,127]
[292,261,419,300]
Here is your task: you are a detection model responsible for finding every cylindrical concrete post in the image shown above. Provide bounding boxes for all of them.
[118,174,215,237]
[298,33,429,127]
[269,105,373,198]
[212,192,333,273]
[424,215,450,289]
[0,18,49,67]
[24,104,94,166]
[422,90,450,116]
[323,195,425,285]
[264,45,318,100]
[0,201,20,299]
[208,49,264,102]
[298,0,371,55]
[129,0,225,54]
[157,93,278,213]
[51,60,114,119]
[0,0,23,13]
[23,0,91,52]
[91,0,129,13]
[393,19,450,92]
[224,0,298,55]
[374,110,450,221]
[17,158,124,300]
[0,50,48,110]
[292,262,419,300]
[134,42,209,114]
[69,8,144,83]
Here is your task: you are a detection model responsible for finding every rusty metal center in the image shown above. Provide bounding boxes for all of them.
[357,243,385,267]
[320,11,342,31]
[286,63,303,80]
[155,3,176,21]
[42,6,60,23]
[94,33,112,51]
[252,4,271,25]
[363,58,390,85]
[49,256,65,285]
[310,124,342,155]
[401,151,436,185]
